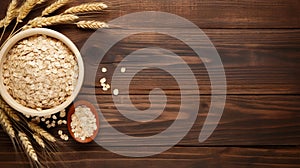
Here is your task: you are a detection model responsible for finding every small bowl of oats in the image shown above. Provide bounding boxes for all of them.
[0,28,84,116]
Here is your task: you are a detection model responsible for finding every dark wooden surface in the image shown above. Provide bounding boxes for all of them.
[1,0,300,167]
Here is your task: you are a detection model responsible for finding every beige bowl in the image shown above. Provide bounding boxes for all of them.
[0,28,84,116]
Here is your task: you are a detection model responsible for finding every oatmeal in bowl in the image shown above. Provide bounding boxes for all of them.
[0,28,84,116]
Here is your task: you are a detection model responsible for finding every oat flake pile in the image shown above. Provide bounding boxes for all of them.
[2,35,79,110]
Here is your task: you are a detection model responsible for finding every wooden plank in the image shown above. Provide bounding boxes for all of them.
[60,0,300,28]
[52,94,300,146]
[1,5,300,94]
[1,0,299,29]
[1,95,299,146]
[0,147,299,168]
[71,29,300,95]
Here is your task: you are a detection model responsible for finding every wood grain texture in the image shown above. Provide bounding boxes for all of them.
[72,29,300,95]
[0,147,299,168]
[0,0,300,167]
[75,94,300,146]
[0,95,299,147]
[56,0,300,28]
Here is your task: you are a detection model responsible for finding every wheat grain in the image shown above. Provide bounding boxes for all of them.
[42,0,70,16]
[33,133,45,148]
[17,0,47,22]
[28,122,56,142]
[2,107,20,122]
[0,97,20,121]
[63,2,107,14]
[3,0,18,27]
[0,19,4,28]
[0,109,15,138]
[22,14,78,29]
[76,20,108,29]
[18,131,38,162]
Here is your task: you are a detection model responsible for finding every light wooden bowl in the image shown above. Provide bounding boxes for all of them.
[0,28,84,116]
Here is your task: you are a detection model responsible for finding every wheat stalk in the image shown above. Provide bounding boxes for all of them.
[33,133,45,148]
[3,0,18,27]
[76,20,108,29]
[17,0,47,22]
[22,14,78,30]
[0,97,20,121]
[28,122,56,142]
[18,131,38,162]
[0,109,15,138]
[63,2,107,14]
[42,0,70,16]
[0,19,4,28]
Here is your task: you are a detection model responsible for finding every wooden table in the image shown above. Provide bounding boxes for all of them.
[1,0,300,167]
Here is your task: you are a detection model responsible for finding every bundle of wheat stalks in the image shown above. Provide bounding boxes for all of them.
[0,0,109,48]
[0,0,109,167]
[0,96,58,167]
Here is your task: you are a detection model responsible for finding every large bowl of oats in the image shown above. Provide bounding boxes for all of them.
[0,28,84,116]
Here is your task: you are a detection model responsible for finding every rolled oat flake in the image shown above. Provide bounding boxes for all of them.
[70,105,97,141]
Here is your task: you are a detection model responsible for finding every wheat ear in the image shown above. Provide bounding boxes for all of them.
[76,20,108,29]
[0,98,20,121]
[22,14,78,30]
[33,133,45,148]
[42,0,70,16]
[3,0,18,27]
[17,0,47,22]
[18,131,38,162]
[63,2,107,14]
[28,122,56,142]
[0,19,4,28]
[0,109,15,138]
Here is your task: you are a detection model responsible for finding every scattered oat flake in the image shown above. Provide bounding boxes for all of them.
[113,89,119,96]
[121,67,126,73]
[71,105,97,141]
[100,77,106,84]
[101,67,107,73]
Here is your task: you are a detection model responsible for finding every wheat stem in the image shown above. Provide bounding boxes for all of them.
[63,2,107,14]
[0,27,7,43]
[0,109,15,138]
[28,122,56,142]
[18,131,38,162]
[42,0,70,16]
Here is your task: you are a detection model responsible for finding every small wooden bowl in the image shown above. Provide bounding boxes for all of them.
[67,100,100,143]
